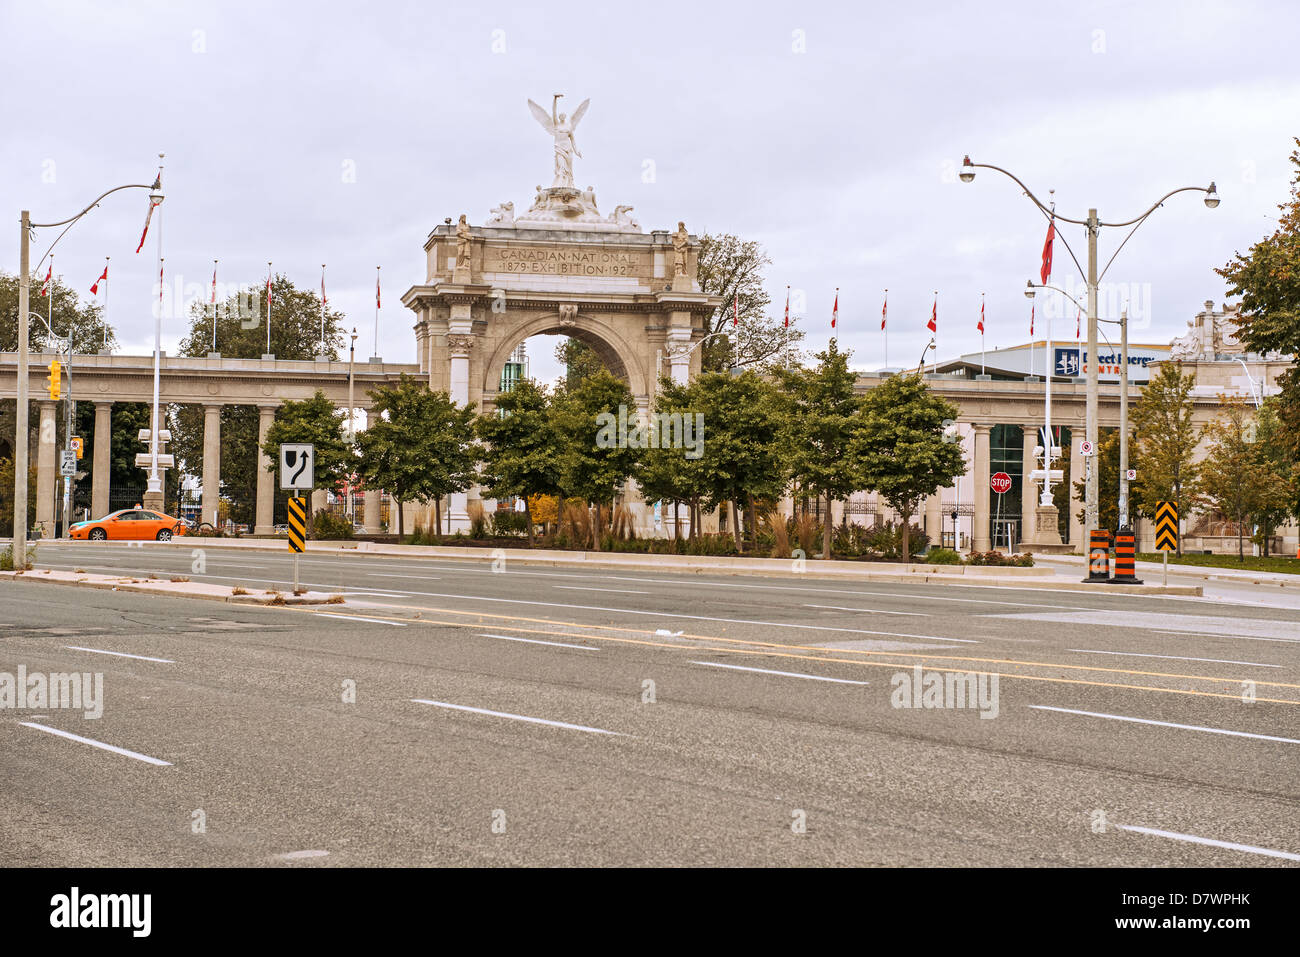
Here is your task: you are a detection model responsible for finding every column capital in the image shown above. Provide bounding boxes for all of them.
[972,422,993,434]
[94,399,115,409]
[203,402,224,413]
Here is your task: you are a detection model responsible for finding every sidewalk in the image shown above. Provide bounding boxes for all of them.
[1036,553,1300,589]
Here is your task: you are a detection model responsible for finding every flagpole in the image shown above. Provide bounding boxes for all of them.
[320,263,327,357]
[882,289,888,369]
[266,262,273,356]
[980,291,986,376]
[211,259,219,353]
[147,154,165,508]
[932,290,938,375]
[373,265,381,359]
[102,257,109,353]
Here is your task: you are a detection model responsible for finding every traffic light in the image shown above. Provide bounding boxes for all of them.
[46,359,62,401]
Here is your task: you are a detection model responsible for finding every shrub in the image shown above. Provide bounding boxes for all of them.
[865,521,929,560]
[768,510,790,558]
[924,547,963,565]
[312,510,354,540]
[794,513,819,555]
[0,544,35,571]
[489,509,527,537]
[967,550,1035,567]
[467,500,488,539]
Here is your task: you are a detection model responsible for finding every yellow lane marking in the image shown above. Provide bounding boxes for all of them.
[295,603,1300,706]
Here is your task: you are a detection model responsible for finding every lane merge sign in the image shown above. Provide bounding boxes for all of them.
[1155,501,1178,552]
[280,443,314,490]
[287,496,307,553]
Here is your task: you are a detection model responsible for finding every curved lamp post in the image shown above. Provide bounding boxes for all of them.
[13,179,162,560]
[960,156,1216,536]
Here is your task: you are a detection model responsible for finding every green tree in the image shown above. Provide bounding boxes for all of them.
[261,391,353,530]
[0,271,116,354]
[1217,137,1300,469]
[695,233,804,372]
[356,375,477,537]
[1072,428,1137,535]
[1200,395,1288,560]
[776,339,862,559]
[636,377,710,542]
[554,338,609,391]
[1252,398,1297,555]
[475,378,562,545]
[553,369,640,549]
[170,275,348,524]
[1131,362,1201,551]
[855,372,966,562]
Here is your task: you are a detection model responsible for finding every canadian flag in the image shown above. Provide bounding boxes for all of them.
[881,292,887,331]
[135,183,162,254]
[831,289,838,329]
[376,269,382,309]
[927,298,937,333]
[39,264,52,297]
[90,264,108,296]
[977,299,985,335]
[1076,308,1082,339]
[733,291,739,328]
[266,269,273,307]
[783,287,790,329]
[320,267,327,307]
[211,264,217,304]
[1040,217,1056,284]
[1029,304,1035,336]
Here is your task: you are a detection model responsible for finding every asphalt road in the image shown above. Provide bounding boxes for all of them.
[3,541,1299,866]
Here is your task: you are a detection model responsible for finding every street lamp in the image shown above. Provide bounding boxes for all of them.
[13,175,162,562]
[916,338,936,375]
[960,155,1217,537]
[347,327,358,524]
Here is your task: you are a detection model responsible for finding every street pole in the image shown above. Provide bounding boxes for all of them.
[15,211,30,560]
[1118,306,1130,531]
[1085,209,1100,535]
[348,328,357,524]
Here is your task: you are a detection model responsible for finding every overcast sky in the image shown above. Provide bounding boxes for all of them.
[3,0,1298,385]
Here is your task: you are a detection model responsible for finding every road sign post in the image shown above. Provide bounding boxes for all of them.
[287,495,307,593]
[279,444,315,491]
[1155,501,1178,587]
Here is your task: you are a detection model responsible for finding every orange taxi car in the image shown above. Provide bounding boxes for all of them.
[69,508,188,542]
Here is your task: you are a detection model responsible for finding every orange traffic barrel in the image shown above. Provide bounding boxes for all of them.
[1110,526,1143,584]
[1084,529,1111,582]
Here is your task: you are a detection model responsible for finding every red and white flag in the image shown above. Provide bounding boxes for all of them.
[1040,217,1056,284]
[1029,304,1035,336]
[927,297,937,333]
[210,263,218,304]
[1076,307,1082,339]
[266,268,273,308]
[376,268,382,309]
[158,261,164,305]
[732,291,739,328]
[881,292,887,331]
[90,264,108,296]
[977,299,985,335]
[39,264,52,297]
[831,289,839,329]
[783,287,790,329]
[320,267,327,307]
[135,182,163,254]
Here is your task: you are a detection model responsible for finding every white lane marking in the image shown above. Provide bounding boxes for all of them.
[365,573,440,580]
[804,603,928,617]
[19,722,172,766]
[555,585,650,594]
[318,613,408,627]
[401,591,979,642]
[1118,825,1300,863]
[63,645,175,664]
[1030,705,1300,745]
[1068,648,1280,668]
[411,699,619,735]
[278,849,330,860]
[478,632,598,651]
[690,660,869,685]
[1154,630,1300,645]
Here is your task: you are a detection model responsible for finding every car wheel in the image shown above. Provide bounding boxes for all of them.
[89,528,107,541]
[156,529,173,542]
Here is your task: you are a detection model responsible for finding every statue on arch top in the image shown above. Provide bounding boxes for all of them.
[527,94,590,189]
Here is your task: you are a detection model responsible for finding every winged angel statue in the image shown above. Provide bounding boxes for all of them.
[528,94,590,189]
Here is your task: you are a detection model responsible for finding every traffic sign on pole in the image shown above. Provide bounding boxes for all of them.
[287,496,307,553]
[990,472,1012,495]
[1155,501,1178,552]
[280,444,315,491]
[59,451,77,477]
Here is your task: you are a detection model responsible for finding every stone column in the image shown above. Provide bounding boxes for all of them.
[202,404,222,527]
[666,322,692,385]
[1021,424,1038,547]
[446,330,474,532]
[364,488,382,534]
[924,493,943,548]
[36,401,57,536]
[91,402,113,519]
[254,405,277,535]
[972,424,992,553]
[1068,441,1085,553]
[310,488,328,518]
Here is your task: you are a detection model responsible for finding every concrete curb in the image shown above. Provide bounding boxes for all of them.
[1037,554,1300,589]
[0,569,345,606]
[23,538,1201,595]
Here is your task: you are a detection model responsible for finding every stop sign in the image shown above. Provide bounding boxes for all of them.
[990,472,1012,494]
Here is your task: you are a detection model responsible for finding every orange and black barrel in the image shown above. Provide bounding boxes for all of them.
[1084,529,1111,582]
[1110,527,1143,584]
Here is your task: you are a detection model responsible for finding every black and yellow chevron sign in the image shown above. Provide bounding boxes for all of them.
[1155,500,1178,552]
[287,496,307,553]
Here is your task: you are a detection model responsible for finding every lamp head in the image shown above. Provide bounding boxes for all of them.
[959,156,976,183]
[1204,181,1220,208]
[1024,280,1037,300]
